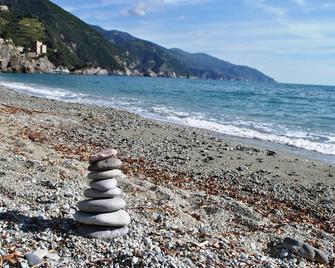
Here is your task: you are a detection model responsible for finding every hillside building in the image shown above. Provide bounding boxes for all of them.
[0,5,9,12]
[34,41,47,55]
[17,46,24,53]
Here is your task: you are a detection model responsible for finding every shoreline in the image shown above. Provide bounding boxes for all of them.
[0,75,334,165]
[0,85,334,267]
[0,84,334,185]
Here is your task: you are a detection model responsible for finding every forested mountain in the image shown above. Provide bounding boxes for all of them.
[93,26,274,82]
[0,0,274,82]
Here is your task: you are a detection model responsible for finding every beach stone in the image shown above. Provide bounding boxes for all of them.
[89,178,118,191]
[297,243,315,261]
[88,158,122,171]
[77,197,126,213]
[89,149,118,164]
[25,253,43,267]
[84,187,122,198]
[87,169,123,180]
[33,249,48,259]
[280,248,289,258]
[283,237,303,253]
[74,210,131,226]
[45,252,60,261]
[314,249,329,264]
[77,224,129,239]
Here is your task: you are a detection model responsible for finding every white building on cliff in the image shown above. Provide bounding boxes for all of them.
[35,41,47,55]
[0,5,9,12]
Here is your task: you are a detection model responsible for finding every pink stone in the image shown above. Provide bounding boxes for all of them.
[89,149,118,164]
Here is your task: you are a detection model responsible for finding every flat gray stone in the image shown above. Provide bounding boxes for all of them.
[77,224,129,240]
[84,187,122,198]
[77,197,126,213]
[87,169,123,180]
[314,249,329,264]
[25,253,43,267]
[89,178,118,191]
[88,158,122,171]
[74,210,131,226]
[297,243,315,261]
[32,249,48,259]
[45,252,60,261]
[89,149,118,164]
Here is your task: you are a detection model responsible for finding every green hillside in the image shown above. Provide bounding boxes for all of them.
[0,0,124,71]
[0,0,274,81]
[92,26,189,77]
[169,48,274,82]
[93,26,275,82]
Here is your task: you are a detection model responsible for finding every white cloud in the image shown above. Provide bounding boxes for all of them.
[242,0,287,17]
[293,0,306,6]
[121,0,209,16]
[322,2,335,9]
[61,0,132,12]
[121,2,151,16]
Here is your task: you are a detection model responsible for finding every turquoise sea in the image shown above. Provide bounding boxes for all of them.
[1,73,334,160]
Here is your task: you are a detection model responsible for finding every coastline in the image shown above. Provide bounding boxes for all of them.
[0,85,334,267]
[1,73,334,164]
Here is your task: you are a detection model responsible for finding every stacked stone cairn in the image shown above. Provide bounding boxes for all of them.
[74,149,131,239]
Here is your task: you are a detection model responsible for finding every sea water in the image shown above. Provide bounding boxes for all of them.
[0,73,334,160]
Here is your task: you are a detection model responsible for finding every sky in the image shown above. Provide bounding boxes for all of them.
[52,0,335,85]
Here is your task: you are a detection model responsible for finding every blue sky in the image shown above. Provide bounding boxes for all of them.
[52,0,335,85]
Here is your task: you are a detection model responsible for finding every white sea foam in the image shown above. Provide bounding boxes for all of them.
[137,107,335,156]
[0,81,81,99]
[181,118,335,156]
[2,80,334,156]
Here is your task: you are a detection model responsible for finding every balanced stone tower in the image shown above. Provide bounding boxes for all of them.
[74,149,131,239]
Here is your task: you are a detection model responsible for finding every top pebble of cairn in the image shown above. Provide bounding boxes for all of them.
[89,148,118,164]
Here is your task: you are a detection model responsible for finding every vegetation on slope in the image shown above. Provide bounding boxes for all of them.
[93,25,274,82]
[0,0,124,71]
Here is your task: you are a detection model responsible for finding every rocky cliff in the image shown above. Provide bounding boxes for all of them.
[0,39,54,73]
[0,38,19,70]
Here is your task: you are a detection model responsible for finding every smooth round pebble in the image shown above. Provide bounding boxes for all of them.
[89,149,118,164]
[297,243,315,261]
[283,237,303,252]
[77,225,129,239]
[74,210,131,226]
[87,169,123,180]
[314,249,329,264]
[88,158,122,171]
[77,197,126,213]
[89,178,118,191]
[280,248,289,258]
[84,187,122,198]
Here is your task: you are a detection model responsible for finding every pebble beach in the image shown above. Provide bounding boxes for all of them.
[0,85,334,267]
